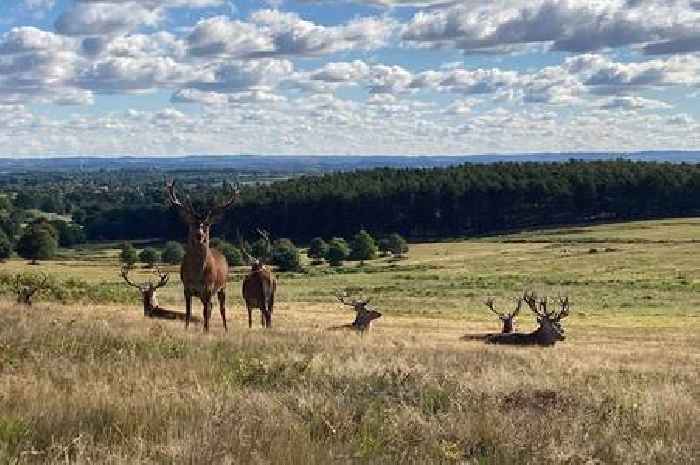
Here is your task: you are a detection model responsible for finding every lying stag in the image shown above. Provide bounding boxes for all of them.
[166,179,239,332]
[120,265,197,321]
[332,291,382,332]
[241,229,277,328]
[486,293,570,346]
[13,273,49,306]
[485,296,522,334]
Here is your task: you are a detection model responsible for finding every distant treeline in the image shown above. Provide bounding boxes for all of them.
[72,160,700,242]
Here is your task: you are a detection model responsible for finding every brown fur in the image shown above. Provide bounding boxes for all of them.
[242,267,277,328]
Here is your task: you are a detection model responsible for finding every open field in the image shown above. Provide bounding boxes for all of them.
[0,218,698,464]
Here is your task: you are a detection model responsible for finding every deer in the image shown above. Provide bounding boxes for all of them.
[241,229,277,328]
[484,296,522,334]
[165,179,239,332]
[13,273,49,306]
[485,292,570,346]
[332,291,383,332]
[119,265,197,321]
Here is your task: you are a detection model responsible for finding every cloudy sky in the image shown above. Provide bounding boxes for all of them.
[1,0,699,156]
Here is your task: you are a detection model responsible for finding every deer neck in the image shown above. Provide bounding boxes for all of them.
[188,240,213,264]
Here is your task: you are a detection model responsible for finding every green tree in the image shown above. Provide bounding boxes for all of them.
[139,247,160,268]
[161,241,185,265]
[325,237,349,267]
[386,233,409,257]
[250,237,272,264]
[50,220,86,247]
[307,237,329,264]
[350,229,378,261]
[0,229,12,261]
[16,225,58,264]
[272,238,302,271]
[218,242,244,266]
[120,242,138,266]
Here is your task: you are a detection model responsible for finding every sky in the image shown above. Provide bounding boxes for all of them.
[0,0,699,156]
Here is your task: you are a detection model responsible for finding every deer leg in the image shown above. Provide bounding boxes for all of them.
[184,290,192,329]
[217,290,227,332]
[267,295,274,328]
[246,304,253,329]
[202,297,211,333]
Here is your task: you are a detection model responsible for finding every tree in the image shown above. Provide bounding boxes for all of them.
[50,220,86,247]
[350,229,378,261]
[272,238,302,272]
[386,233,409,257]
[139,247,160,268]
[325,237,349,266]
[120,242,138,266]
[16,225,58,264]
[219,242,244,266]
[0,229,12,261]
[250,237,272,264]
[161,241,185,265]
[307,237,329,264]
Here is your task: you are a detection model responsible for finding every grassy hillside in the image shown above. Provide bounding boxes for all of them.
[0,218,698,464]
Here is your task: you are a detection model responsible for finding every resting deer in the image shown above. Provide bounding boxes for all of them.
[241,229,277,328]
[486,292,570,346]
[13,273,48,306]
[166,179,239,332]
[119,265,197,321]
[332,291,382,332]
[485,297,522,334]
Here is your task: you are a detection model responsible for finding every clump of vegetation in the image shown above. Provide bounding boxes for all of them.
[350,229,378,261]
[272,238,302,272]
[0,229,12,261]
[379,233,409,258]
[161,241,185,265]
[139,247,160,268]
[307,237,329,265]
[119,242,138,266]
[210,239,244,266]
[16,221,58,264]
[325,237,350,266]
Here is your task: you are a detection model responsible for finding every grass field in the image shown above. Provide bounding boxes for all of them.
[0,218,698,464]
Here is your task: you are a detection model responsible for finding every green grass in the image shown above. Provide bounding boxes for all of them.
[0,217,698,464]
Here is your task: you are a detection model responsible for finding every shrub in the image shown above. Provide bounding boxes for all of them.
[272,238,302,271]
[119,242,138,266]
[250,238,272,264]
[16,224,58,264]
[219,242,244,267]
[139,248,160,268]
[386,233,409,257]
[161,241,185,265]
[0,230,12,261]
[325,237,349,267]
[350,229,378,261]
[307,237,329,264]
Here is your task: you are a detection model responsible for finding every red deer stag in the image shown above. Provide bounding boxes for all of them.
[332,291,382,332]
[120,265,198,321]
[484,296,522,334]
[13,273,49,306]
[241,229,277,328]
[165,179,239,332]
[486,292,570,346]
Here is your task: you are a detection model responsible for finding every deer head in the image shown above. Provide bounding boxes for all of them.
[336,290,382,330]
[523,292,570,344]
[165,179,240,248]
[484,296,522,334]
[120,265,170,316]
[13,273,49,306]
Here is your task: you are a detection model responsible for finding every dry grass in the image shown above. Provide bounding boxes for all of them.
[0,218,699,464]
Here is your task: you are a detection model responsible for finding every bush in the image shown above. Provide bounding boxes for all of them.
[16,224,58,264]
[161,241,185,265]
[217,242,244,267]
[119,242,138,266]
[272,238,302,272]
[386,233,409,257]
[0,230,12,261]
[139,248,160,268]
[50,220,87,247]
[325,237,349,267]
[250,238,272,264]
[350,229,378,261]
[307,237,329,264]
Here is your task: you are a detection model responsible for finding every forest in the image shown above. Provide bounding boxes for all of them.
[1,160,699,246]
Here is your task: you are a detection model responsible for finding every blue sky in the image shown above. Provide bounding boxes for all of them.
[0,0,699,156]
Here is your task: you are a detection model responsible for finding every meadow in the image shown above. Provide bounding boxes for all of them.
[0,218,698,464]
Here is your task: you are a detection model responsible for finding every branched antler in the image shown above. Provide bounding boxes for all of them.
[204,181,241,223]
[14,273,49,306]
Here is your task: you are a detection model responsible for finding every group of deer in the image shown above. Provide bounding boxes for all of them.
[121,180,276,332]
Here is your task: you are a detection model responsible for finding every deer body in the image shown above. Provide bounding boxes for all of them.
[166,180,239,332]
[332,292,382,333]
[242,266,276,328]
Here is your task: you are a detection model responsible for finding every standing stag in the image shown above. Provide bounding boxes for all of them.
[333,291,382,332]
[13,273,49,306]
[241,229,277,328]
[165,179,239,332]
[484,296,522,334]
[486,292,570,346]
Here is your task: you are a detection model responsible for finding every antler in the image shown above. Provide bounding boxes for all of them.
[485,297,505,318]
[204,181,241,223]
[523,291,546,318]
[151,266,170,290]
[120,265,142,289]
[26,273,48,298]
[165,179,198,222]
[553,296,570,322]
[336,291,355,307]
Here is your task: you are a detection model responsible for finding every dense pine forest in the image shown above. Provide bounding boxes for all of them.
[1,160,699,245]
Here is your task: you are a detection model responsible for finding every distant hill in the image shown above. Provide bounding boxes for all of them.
[1,151,699,174]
